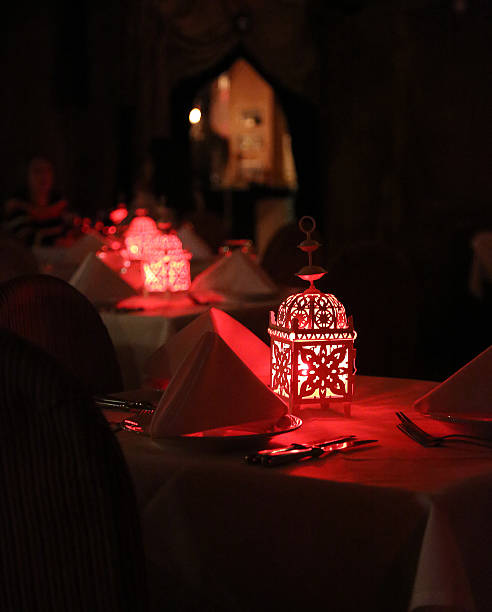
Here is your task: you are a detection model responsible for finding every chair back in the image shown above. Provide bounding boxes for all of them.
[0,329,146,611]
[0,274,123,393]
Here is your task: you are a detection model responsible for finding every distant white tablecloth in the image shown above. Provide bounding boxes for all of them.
[101,294,281,389]
[111,376,492,612]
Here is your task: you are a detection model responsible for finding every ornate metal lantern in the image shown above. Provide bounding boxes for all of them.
[268,217,356,415]
[142,231,191,293]
[124,211,191,293]
[124,212,159,261]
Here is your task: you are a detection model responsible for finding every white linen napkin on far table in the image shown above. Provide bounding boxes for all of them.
[70,252,137,307]
[65,231,108,265]
[190,249,277,300]
[414,345,492,416]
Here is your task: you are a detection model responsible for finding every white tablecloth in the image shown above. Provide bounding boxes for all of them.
[110,376,492,612]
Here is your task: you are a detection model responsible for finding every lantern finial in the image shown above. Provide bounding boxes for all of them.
[296,216,327,289]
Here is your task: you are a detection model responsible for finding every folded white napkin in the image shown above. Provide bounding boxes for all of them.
[144,307,271,389]
[65,232,109,265]
[69,252,137,306]
[414,345,492,415]
[96,249,124,271]
[150,331,286,437]
[97,251,144,290]
[177,223,213,260]
[190,249,277,300]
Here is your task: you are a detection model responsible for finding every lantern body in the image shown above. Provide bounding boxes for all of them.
[142,232,191,293]
[269,289,356,411]
[124,216,191,292]
[143,255,191,292]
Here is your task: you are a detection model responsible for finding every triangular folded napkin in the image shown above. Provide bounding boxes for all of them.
[69,252,137,306]
[65,232,108,265]
[144,307,270,388]
[177,223,213,260]
[190,249,277,300]
[97,250,144,290]
[414,345,492,415]
[150,331,286,438]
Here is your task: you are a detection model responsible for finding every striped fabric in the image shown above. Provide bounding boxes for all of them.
[0,275,123,394]
[0,330,147,611]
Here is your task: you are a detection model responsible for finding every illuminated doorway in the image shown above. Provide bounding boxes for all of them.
[189,59,297,255]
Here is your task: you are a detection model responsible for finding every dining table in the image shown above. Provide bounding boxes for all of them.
[107,375,492,612]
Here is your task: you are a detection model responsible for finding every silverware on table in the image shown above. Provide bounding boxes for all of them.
[94,395,156,413]
[395,411,492,448]
[245,435,357,464]
[245,437,378,467]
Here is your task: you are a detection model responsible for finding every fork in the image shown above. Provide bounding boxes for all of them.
[395,411,492,448]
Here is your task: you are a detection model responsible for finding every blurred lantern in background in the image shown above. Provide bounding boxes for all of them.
[124,210,160,261]
[268,216,356,415]
[142,232,191,293]
[111,209,193,292]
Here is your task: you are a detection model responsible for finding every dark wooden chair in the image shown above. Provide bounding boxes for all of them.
[0,274,123,394]
[0,329,147,611]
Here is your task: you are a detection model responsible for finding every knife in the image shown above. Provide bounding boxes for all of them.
[244,435,357,465]
[259,438,378,467]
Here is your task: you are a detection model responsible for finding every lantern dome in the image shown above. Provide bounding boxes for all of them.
[276,289,349,332]
[127,215,158,235]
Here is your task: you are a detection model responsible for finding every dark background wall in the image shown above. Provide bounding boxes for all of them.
[1,0,122,215]
[2,0,492,378]
[2,2,491,224]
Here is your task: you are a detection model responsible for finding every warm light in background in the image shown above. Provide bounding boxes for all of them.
[217,74,230,91]
[189,107,202,124]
